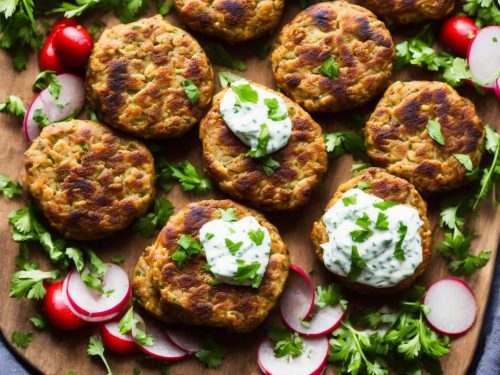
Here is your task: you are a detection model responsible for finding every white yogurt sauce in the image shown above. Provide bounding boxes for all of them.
[320,188,423,288]
[219,80,292,155]
[199,216,271,286]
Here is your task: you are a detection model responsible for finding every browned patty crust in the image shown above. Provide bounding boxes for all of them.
[199,82,328,211]
[24,120,155,240]
[365,81,485,193]
[358,0,455,24]
[86,15,214,139]
[271,1,395,113]
[133,199,290,332]
[174,0,285,42]
[311,167,432,295]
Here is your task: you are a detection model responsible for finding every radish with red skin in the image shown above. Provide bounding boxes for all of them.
[54,25,93,69]
[38,33,70,74]
[440,16,478,57]
[101,321,137,355]
[495,77,500,99]
[423,277,477,335]
[164,328,204,354]
[467,26,500,91]
[257,335,329,375]
[43,280,85,331]
[280,264,315,326]
[131,313,189,361]
[282,304,345,337]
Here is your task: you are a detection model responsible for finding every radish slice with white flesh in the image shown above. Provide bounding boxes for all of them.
[282,304,345,337]
[131,313,189,361]
[423,277,477,335]
[280,264,315,326]
[164,328,204,354]
[23,73,85,142]
[65,263,131,318]
[257,335,329,375]
[467,26,500,91]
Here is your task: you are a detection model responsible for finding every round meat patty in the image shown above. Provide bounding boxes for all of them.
[24,120,155,240]
[311,167,432,295]
[358,0,455,24]
[86,15,214,139]
[174,0,285,42]
[199,81,328,211]
[365,81,485,193]
[132,199,290,332]
[271,1,395,113]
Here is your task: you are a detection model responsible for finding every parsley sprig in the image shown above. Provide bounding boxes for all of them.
[267,327,304,358]
[0,174,22,199]
[118,306,154,346]
[87,335,113,375]
[196,334,228,368]
[33,70,61,99]
[324,131,368,162]
[0,95,26,116]
[133,196,174,237]
[172,234,203,269]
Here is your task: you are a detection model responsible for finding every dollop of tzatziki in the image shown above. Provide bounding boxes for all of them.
[219,80,292,156]
[199,215,271,287]
[320,188,423,288]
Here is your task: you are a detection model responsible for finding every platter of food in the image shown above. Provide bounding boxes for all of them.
[0,1,499,374]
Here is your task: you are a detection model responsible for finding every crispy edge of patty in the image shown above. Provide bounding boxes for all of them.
[310,167,432,295]
[133,199,290,332]
[199,82,328,211]
[271,1,395,113]
[364,81,485,193]
[24,119,155,240]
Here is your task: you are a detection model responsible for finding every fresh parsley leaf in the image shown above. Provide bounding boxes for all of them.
[11,330,33,349]
[10,269,58,299]
[342,195,357,206]
[172,234,203,269]
[87,336,113,375]
[453,154,474,171]
[33,70,61,99]
[133,197,174,237]
[350,229,372,243]
[66,246,85,272]
[264,97,287,121]
[248,228,265,246]
[373,201,399,210]
[0,95,26,116]
[81,249,109,295]
[233,259,262,288]
[118,306,154,346]
[351,163,371,175]
[33,108,50,128]
[217,208,238,222]
[203,42,246,71]
[267,327,304,358]
[355,213,371,230]
[231,83,258,103]
[181,79,200,104]
[356,181,371,190]
[168,161,212,193]
[315,284,347,310]
[394,222,408,261]
[320,56,340,78]
[324,131,367,161]
[0,174,22,199]
[196,335,227,368]
[347,246,367,282]
[449,250,491,276]
[111,255,125,264]
[225,238,243,255]
[375,212,389,230]
[439,203,464,230]
[246,123,270,159]
[30,314,46,329]
[156,0,174,15]
[218,71,244,87]
[426,119,445,145]
[462,0,500,27]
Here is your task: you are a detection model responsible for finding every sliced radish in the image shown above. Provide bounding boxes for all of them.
[65,264,131,318]
[282,304,345,337]
[423,277,477,335]
[23,73,85,142]
[131,313,189,361]
[495,77,500,99]
[101,320,137,355]
[164,328,204,354]
[257,335,329,375]
[280,264,315,327]
[467,26,500,91]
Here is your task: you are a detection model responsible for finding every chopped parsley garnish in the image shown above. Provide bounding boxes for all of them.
[0,95,26,116]
[264,97,287,121]
[267,327,304,358]
[33,108,50,128]
[133,197,174,237]
[248,228,265,245]
[453,153,474,171]
[181,79,200,104]
[118,306,154,347]
[261,156,280,176]
[205,233,215,241]
[356,181,371,190]
[233,259,262,288]
[196,335,228,368]
[394,222,408,261]
[33,70,61,99]
[347,246,367,282]
[351,163,371,175]
[375,212,389,230]
[172,235,203,269]
[426,119,445,145]
[11,330,33,349]
[246,123,270,159]
[81,249,110,295]
[217,208,238,222]
[355,213,371,230]
[203,42,246,71]
[342,195,357,206]
[231,83,258,103]
[0,174,22,199]
[168,161,212,193]
[87,336,113,375]
[225,238,243,255]
[350,229,372,243]
[218,71,244,87]
[315,284,347,311]
[373,201,399,210]
[30,314,47,329]
[111,255,125,264]
[10,269,58,299]
[320,56,340,79]
[324,131,367,161]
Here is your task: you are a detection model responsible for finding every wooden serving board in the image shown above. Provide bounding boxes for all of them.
[1,3,499,375]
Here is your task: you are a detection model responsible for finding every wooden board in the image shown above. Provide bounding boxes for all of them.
[1,3,499,375]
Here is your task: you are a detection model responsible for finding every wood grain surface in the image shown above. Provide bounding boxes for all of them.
[0,3,499,375]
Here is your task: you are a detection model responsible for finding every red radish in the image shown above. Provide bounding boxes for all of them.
[280,265,315,326]
[423,277,477,335]
[54,25,93,69]
[467,26,500,91]
[101,321,137,355]
[65,264,131,318]
[131,313,189,361]
[440,16,478,57]
[38,33,70,74]
[495,77,500,99]
[43,281,85,330]
[23,73,85,142]
[282,304,345,337]
[50,17,78,35]
[257,335,329,375]
[164,328,204,354]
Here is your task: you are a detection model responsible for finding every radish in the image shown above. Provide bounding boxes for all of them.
[423,277,477,335]
[282,304,345,337]
[23,73,85,142]
[65,264,131,318]
[257,335,329,375]
[495,77,500,99]
[101,320,137,355]
[131,313,189,361]
[164,328,204,354]
[280,264,315,326]
[467,26,500,91]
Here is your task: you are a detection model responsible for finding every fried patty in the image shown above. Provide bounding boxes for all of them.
[311,167,431,295]
[86,15,214,139]
[199,82,328,211]
[271,1,395,113]
[24,120,155,240]
[174,0,285,42]
[133,199,290,332]
[358,0,455,24]
[365,81,485,193]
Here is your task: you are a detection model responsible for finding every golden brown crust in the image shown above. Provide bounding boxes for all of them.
[310,167,432,295]
[24,120,155,240]
[271,1,395,113]
[199,82,328,211]
[358,0,455,24]
[86,15,214,139]
[364,81,485,193]
[174,0,285,42]
[133,199,290,332]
